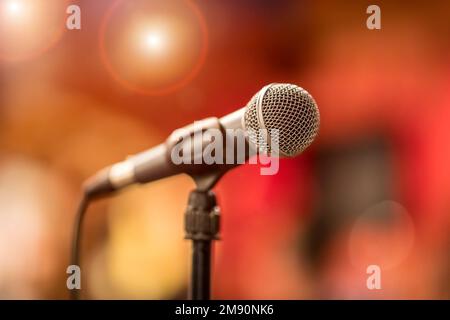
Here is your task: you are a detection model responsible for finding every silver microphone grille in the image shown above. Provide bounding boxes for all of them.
[243,83,320,157]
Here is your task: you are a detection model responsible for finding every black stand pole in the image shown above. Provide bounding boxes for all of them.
[184,189,220,300]
[191,240,211,300]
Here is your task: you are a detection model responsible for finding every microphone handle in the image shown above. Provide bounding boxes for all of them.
[83,109,247,197]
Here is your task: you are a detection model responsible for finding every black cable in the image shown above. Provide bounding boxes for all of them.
[70,193,91,300]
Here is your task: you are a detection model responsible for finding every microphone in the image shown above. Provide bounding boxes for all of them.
[83,83,320,197]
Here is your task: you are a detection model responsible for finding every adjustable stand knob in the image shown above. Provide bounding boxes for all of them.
[184,190,220,241]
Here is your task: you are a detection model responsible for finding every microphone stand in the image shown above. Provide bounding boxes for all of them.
[184,171,224,300]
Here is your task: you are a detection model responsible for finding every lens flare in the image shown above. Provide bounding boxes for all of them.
[99,0,208,96]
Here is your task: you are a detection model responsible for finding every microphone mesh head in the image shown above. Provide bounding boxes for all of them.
[244,83,320,157]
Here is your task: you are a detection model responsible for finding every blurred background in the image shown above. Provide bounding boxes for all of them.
[1,0,450,299]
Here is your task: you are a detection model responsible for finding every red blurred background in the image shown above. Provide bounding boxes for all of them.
[1,0,450,299]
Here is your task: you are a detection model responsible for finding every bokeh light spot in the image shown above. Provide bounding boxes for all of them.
[7,0,22,15]
[0,0,68,62]
[348,201,415,270]
[99,0,208,96]
[144,31,166,53]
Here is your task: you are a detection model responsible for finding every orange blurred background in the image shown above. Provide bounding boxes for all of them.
[1,0,450,299]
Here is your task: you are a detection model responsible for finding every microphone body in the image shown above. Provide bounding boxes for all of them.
[84,108,248,196]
